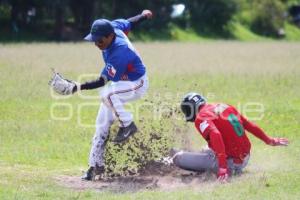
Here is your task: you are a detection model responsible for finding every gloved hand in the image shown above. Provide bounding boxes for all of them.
[268,137,289,146]
[217,167,229,183]
[49,69,79,95]
[142,10,153,19]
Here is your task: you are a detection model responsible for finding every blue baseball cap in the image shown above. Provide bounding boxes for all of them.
[84,19,114,42]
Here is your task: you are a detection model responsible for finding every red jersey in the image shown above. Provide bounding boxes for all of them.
[194,103,272,169]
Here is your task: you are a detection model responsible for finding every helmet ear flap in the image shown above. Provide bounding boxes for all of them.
[181,101,197,122]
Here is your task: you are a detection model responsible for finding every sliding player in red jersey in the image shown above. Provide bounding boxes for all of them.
[173,92,289,182]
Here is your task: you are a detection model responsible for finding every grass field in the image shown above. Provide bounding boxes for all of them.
[0,41,300,199]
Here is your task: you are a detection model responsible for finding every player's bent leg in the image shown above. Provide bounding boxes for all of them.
[227,154,250,175]
[100,75,149,143]
[172,149,250,178]
[106,79,147,126]
[173,150,217,172]
[111,74,149,103]
[113,121,138,143]
[100,83,131,127]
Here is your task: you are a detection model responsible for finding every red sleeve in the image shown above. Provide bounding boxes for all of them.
[241,115,272,144]
[198,120,227,169]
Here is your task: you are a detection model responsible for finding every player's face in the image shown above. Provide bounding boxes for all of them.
[95,34,114,50]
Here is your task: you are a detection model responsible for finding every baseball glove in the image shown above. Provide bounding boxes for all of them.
[49,69,78,95]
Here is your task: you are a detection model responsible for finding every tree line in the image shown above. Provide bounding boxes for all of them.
[0,0,299,41]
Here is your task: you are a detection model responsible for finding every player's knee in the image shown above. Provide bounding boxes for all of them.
[100,92,110,106]
[172,151,184,166]
[100,87,110,99]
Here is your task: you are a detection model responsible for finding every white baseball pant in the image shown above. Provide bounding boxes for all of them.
[89,75,149,167]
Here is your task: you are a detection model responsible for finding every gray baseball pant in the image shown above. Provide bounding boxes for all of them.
[173,148,250,175]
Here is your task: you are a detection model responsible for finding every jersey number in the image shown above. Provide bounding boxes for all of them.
[228,114,244,137]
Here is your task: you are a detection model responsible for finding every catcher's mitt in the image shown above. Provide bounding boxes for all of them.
[49,69,78,95]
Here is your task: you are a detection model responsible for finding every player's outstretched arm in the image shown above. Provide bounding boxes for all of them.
[241,115,289,146]
[127,9,153,29]
[267,137,289,146]
[73,75,108,93]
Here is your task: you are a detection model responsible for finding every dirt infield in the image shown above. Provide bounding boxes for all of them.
[55,161,216,192]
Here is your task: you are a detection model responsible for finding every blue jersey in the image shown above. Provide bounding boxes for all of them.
[101,19,146,82]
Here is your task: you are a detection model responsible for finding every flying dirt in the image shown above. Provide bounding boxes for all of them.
[55,160,216,192]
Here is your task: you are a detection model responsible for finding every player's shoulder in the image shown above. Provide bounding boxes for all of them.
[111,19,131,29]
[198,103,215,116]
[108,34,128,52]
[106,44,134,66]
[223,104,239,114]
[194,111,212,137]
[109,43,133,58]
[196,103,231,122]
[195,104,214,123]
[111,30,132,48]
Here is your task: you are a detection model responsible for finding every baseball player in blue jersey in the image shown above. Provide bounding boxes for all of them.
[66,10,153,180]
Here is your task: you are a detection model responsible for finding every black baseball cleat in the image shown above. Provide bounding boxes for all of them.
[81,165,105,181]
[113,122,138,143]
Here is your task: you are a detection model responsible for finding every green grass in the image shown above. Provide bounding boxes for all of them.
[168,25,208,41]
[0,42,300,199]
[228,22,267,41]
[284,23,300,41]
